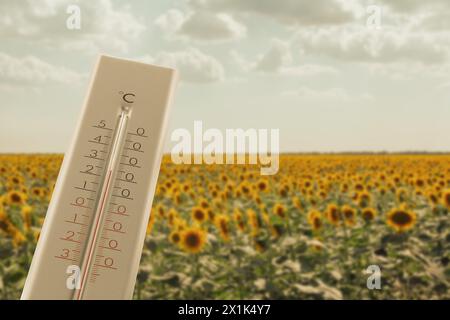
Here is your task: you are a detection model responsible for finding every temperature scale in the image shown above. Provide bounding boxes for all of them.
[21,55,178,299]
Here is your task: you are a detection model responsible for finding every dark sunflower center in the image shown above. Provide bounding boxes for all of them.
[220,221,228,233]
[363,211,374,220]
[185,233,200,247]
[330,208,339,219]
[11,193,21,203]
[314,217,322,229]
[445,194,450,205]
[391,211,412,226]
[194,210,205,220]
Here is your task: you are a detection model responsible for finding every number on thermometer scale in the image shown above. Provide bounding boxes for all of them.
[55,121,148,284]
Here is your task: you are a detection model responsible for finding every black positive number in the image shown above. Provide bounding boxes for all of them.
[89,149,98,158]
[83,164,94,173]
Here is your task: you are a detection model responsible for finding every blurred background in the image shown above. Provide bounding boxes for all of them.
[1,0,450,153]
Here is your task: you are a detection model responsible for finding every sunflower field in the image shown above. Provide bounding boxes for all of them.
[0,154,449,299]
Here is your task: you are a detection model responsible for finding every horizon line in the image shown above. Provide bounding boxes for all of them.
[2,151,450,155]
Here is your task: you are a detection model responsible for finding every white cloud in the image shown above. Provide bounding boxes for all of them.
[189,0,359,26]
[0,0,146,53]
[231,40,337,76]
[155,9,246,42]
[138,48,225,83]
[293,25,450,64]
[377,0,450,13]
[0,52,83,87]
[153,9,186,35]
[254,39,292,73]
[282,86,372,102]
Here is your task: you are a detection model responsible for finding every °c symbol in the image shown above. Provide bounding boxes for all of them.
[123,93,135,104]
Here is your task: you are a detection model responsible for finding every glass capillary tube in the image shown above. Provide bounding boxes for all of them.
[74,105,131,300]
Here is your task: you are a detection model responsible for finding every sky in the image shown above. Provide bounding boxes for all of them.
[1,0,450,153]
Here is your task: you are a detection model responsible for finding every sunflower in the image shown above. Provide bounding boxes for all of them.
[239,182,252,197]
[246,209,260,236]
[253,194,262,205]
[256,179,269,192]
[354,183,364,192]
[279,185,289,197]
[191,206,208,224]
[215,214,231,242]
[341,205,356,227]
[12,229,26,247]
[173,191,183,205]
[326,203,341,226]
[233,208,246,232]
[5,190,27,206]
[357,191,371,208]
[174,217,187,231]
[8,175,24,187]
[156,204,165,218]
[303,180,312,189]
[21,205,33,230]
[386,208,417,233]
[198,197,209,209]
[396,188,408,203]
[361,207,377,222]
[415,177,426,188]
[169,230,181,245]
[30,186,43,198]
[442,189,450,209]
[272,203,286,219]
[0,203,5,220]
[307,210,322,231]
[167,208,178,226]
[292,196,303,211]
[427,190,439,205]
[180,227,207,254]
[146,212,156,235]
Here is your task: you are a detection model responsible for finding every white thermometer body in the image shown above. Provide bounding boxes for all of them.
[21,55,177,299]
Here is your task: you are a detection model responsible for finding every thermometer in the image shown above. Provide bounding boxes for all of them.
[21,55,178,299]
